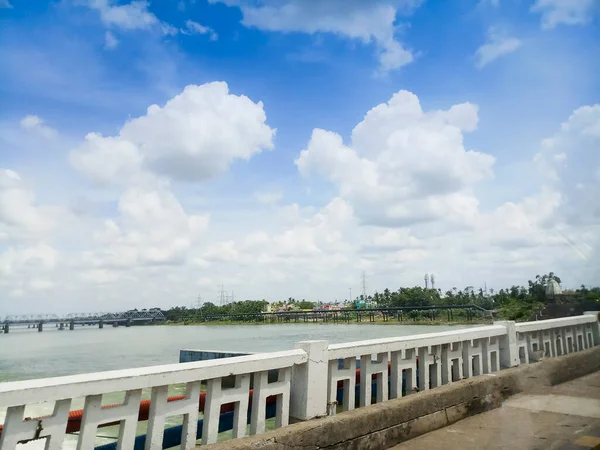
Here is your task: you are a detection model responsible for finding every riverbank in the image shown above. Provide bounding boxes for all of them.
[163,318,491,327]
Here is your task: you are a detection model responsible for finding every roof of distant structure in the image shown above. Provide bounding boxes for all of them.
[546,279,562,296]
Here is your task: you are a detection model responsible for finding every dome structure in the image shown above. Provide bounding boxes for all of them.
[546,279,562,297]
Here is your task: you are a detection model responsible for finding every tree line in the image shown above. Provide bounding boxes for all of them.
[163,273,599,322]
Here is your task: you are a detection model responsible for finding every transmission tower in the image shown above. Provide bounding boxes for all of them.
[424,273,430,289]
[361,271,367,300]
[195,294,202,309]
[430,274,435,291]
[218,285,226,306]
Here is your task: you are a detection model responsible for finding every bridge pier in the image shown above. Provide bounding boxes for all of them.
[59,323,64,330]
[126,319,131,327]
[37,322,43,332]
[69,321,74,331]
[113,322,118,327]
[99,320,104,329]
[3,323,8,334]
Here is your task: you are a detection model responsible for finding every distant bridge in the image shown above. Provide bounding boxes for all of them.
[1,309,166,333]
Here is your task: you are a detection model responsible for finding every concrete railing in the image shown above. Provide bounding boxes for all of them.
[515,314,599,363]
[0,315,598,449]
[326,325,506,414]
[0,350,307,449]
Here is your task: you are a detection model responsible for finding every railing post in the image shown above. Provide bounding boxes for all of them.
[290,340,328,421]
[494,320,519,368]
[584,312,600,345]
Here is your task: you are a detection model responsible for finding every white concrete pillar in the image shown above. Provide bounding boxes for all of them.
[494,320,519,368]
[584,312,600,346]
[290,340,328,421]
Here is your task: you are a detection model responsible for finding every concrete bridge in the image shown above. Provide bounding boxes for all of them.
[1,309,166,333]
[0,313,598,450]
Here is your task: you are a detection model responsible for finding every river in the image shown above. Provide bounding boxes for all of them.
[0,323,475,448]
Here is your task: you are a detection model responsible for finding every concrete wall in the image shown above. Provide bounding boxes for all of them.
[208,346,600,450]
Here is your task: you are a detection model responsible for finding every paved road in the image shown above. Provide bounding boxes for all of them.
[391,371,600,450]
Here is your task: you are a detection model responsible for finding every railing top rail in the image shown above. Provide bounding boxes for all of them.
[327,325,506,360]
[0,349,307,408]
[516,315,597,333]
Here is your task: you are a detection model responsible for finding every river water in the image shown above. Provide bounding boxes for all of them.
[0,323,474,448]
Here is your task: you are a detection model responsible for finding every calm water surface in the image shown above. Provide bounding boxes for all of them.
[0,323,475,381]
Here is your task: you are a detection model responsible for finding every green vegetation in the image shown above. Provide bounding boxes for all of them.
[163,273,599,324]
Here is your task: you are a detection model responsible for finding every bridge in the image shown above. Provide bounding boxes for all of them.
[1,309,166,333]
[0,313,597,449]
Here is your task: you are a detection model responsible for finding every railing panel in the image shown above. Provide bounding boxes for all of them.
[515,315,598,362]
[326,326,508,415]
[0,350,307,450]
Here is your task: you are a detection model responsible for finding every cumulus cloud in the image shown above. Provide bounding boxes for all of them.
[88,0,159,30]
[2,85,599,313]
[19,115,58,139]
[185,20,218,40]
[86,0,179,36]
[296,90,494,227]
[0,244,59,276]
[82,186,209,269]
[70,82,275,184]
[531,0,596,28]
[209,0,421,72]
[535,104,600,227]
[0,169,57,238]
[474,28,522,69]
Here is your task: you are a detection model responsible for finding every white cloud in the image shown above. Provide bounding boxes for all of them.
[87,0,179,36]
[474,28,522,69]
[104,31,119,49]
[531,0,595,28]
[88,0,159,30]
[81,186,209,269]
[185,20,218,40]
[70,82,275,184]
[0,169,57,238]
[2,86,599,314]
[535,104,600,227]
[0,0,13,8]
[209,0,421,72]
[296,90,493,227]
[19,115,58,139]
[255,190,284,204]
[0,244,59,276]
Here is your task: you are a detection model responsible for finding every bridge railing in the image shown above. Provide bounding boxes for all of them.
[0,350,307,449]
[0,314,598,449]
[325,324,507,414]
[515,315,599,363]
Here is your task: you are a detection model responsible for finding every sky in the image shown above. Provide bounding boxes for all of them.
[0,0,599,315]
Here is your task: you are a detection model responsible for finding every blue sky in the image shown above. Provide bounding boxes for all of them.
[0,0,599,313]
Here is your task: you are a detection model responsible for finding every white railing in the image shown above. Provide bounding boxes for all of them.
[0,315,598,449]
[0,350,307,449]
[326,325,506,414]
[515,315,598,363]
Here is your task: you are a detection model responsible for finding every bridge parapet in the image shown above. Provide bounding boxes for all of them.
[0,314,597,449]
